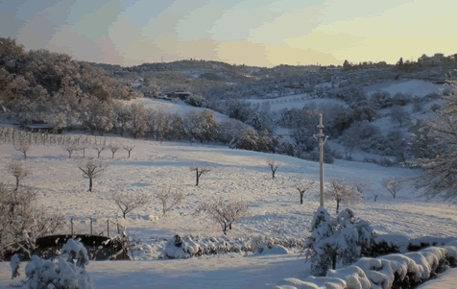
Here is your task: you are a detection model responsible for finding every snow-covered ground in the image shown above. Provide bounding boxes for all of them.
[364,79,443,97]
[1,133,457,288]
[246,94,348,112]
[121,97,231,121]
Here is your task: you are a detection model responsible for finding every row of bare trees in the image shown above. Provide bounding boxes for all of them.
[0,128,137,160]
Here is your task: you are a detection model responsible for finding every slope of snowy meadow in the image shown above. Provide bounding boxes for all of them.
[1,134,457,288]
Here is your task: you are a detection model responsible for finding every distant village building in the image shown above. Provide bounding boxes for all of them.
[23,123,62,134]
[164,91,192,100]
[418,53,445,65]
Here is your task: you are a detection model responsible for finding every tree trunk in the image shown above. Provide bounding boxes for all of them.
[89,177,93,192]
[23,152,27,160]
[272,170,275,179]
[336,200,340,214]
[68,151,72,159]
[15,177,19,190]
[374,195,378,202]
[195,171,199,186]
[300,193,304,205]
[127,150,131,159]
[97,151,101,158]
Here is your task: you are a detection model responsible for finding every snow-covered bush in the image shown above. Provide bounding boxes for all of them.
[305,207,374,276]
[10,238,94,289]
[161,235,202,259]
[276,240,457,289]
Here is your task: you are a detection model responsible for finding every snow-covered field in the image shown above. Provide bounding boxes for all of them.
[1,134,457,288]
[122,98,231,121]
[364,79,443,97]
[246,94,348,112]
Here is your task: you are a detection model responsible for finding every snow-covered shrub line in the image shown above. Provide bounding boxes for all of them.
[365,234,456,257]
[275,241,457,289]
[141,235,305,259]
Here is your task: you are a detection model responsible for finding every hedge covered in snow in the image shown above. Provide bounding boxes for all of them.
[155,234,302,259]
[275,240,457,289]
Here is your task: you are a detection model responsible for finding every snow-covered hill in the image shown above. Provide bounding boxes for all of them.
[1,135,456,288]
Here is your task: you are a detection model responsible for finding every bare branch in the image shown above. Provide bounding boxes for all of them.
[381,177,405,199]
[190,165,211,186]
[13,133,31,160]
[8,161,29,190]
[123,143,135,159]
[112,189,152,219]
[78,160,107,192]
[267,160,280,179]
[109,143,121,158]
[194,198,249,235]
[155,188,184,216]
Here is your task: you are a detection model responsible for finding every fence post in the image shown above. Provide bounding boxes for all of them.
[107,219,109,236]
[71,218,74,235]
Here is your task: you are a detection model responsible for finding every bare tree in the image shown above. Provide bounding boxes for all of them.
[353,181,377,202]
[190,165,211,186]
[381,177,405,199]
[92,138,107,159]
[112,189,152,219]
[62,138,80,159]
[8,161,29,190]
[194,198,249,235]
[296,181,313,205]
[78,160,107,192]
[325,179,362,214]
[93,144,106,159]
[267,160,280,179]
[109,143,121,158]
[13,133,31,160]
[0,185,62,259]
[123,143,135,159]
[155,188,184,216]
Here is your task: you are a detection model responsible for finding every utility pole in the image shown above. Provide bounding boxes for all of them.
[313,114,328,207]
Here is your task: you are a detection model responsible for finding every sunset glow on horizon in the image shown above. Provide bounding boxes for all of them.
[1,0,456,67]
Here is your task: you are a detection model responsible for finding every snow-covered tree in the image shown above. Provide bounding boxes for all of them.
[10,239,94,289]
[306,207,335,276]
[125,103,149,139]
[414,80,457,201]
[381,177,405,198]
[79,98,114,135]
[325,180,362,214]
[335,209,374,267]
[306,207,374,276]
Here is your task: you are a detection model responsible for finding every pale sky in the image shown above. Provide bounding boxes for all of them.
[0,0,456,67]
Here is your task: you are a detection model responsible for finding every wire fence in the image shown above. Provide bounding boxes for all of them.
[67,218,126,238]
